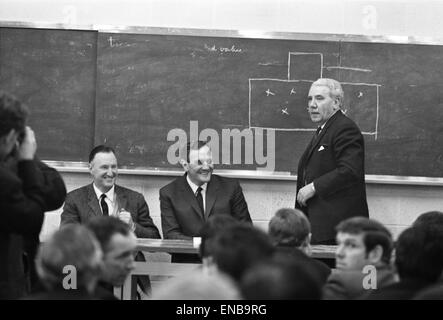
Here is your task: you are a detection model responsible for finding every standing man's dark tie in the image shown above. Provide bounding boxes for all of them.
[100,194,109,216]
[196,187,204,216]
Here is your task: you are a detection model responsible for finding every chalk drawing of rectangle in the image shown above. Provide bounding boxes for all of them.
[249,78,315,130]
[288,52,323,81]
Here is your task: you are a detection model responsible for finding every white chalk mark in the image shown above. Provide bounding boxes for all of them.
[325,66,372,73]
[281,108,289,115]
[108,36,113,47]
[266,89,275,96]
[290,88,296,95]
[357,92,363,98]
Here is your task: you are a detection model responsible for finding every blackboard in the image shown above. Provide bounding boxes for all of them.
[2,26,443,179]
[95,31,443,177]
[0,27,97,162]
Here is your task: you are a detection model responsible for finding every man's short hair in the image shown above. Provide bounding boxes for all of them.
[240,254,322,300]
[311,78,344,107]
[395,225,443,282]
[0,91,28,139]
[199,215,240,258]
[181,140,210,163]
[413,211,443,228]
[268,208,310,247]
[36,224,102,290]
[336,217,393,265]
[210,225,275,282]
[153,270,240,300]
[86,216,131,253]
[88,145,116,163]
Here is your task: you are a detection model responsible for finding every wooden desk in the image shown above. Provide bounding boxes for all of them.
[136,239,336,259]
[114,239,337,299]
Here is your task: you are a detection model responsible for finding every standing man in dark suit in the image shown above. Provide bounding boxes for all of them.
[0,91,66,299]
[160,140,252,261]
[296,78,369,244]
[61,145,160,297]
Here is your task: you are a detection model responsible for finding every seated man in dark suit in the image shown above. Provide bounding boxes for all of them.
[0,91,66,299]
[268,208,331,286]
[61,145,160,296]
[160,140,252,262]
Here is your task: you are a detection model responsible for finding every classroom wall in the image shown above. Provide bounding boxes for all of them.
[1,0,443,240]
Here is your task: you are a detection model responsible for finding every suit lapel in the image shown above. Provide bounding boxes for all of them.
[205,176,219,219]
[179,175,205,220]
[87,184,103,217]
[305,110,341,163]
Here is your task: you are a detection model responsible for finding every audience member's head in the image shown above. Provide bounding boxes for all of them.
[179,140,213,186]
[395,225,443,283]
[335,217,393,271]
[413,211,443,228]
[268,208,311,254]
[209,225,275,283]
[153,270,240,300]
[35,224,102,294]
[86,216,136,286]
[240,254,322,300]
[0,91,28,160]
[199,214,240,259]
[88,145,118,193]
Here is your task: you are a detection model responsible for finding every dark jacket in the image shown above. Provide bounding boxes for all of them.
[160,174,252,240]
[0,160,66,299]
[296,111,369,243]
[61,183,160,239]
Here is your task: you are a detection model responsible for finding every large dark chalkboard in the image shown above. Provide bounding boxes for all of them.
[95,31,443,177]
[0,27,97,162]
[2,26,443,178]
[95,32,340,173]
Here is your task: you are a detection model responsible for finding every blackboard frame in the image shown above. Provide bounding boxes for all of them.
[2,21,443,185]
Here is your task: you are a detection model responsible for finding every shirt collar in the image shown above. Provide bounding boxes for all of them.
[186,174,207,194]
[93,183,115,203]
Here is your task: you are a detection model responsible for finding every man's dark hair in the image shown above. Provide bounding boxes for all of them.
[88,145,116,163]
[86,216,130,253]
[240,254,322,300]
[395,225,443,282]
[210,225,275,283]
[268,208,310,247]
[0,91,28,139]
[199,215,240,258]
[182,140,210,163]
[336,217,393,265]
[413,211,443,228]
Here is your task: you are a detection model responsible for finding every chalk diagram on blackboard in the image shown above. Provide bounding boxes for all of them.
[249,52,380,139]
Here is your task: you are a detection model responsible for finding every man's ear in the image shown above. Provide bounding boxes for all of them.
[179,158,188,171]
[368,244,383,264]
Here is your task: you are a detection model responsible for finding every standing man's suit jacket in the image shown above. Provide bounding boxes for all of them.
[296,111,369,243]
[61,184,160,239]
[160,174,252,240]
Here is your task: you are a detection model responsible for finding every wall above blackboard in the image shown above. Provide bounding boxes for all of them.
[2,24,443,181]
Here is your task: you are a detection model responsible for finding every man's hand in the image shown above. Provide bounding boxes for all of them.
[296,183,316,207]
[118,209,136,232]
[17,126,37,160]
